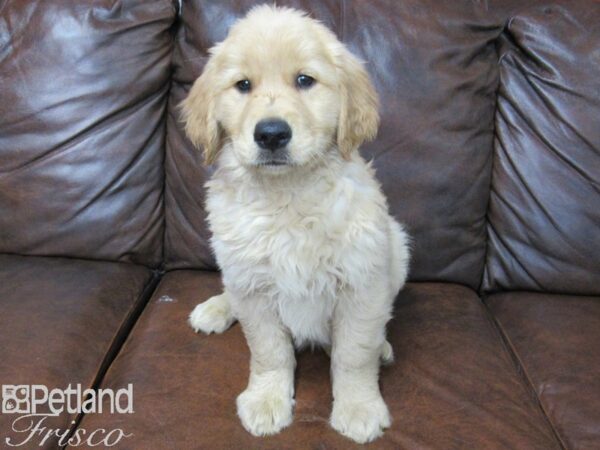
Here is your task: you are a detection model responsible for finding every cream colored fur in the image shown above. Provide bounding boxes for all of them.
[184,5,409,444]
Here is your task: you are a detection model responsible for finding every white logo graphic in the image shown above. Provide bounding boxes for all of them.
[1,384,133,415]
[2,384,134,447]
[2,386,30,414]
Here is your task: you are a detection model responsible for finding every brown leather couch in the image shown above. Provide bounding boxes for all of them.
[1,1,598,449]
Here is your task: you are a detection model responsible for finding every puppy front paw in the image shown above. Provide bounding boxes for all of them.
[330,396,391,444]
[189,294,235,334]
[237,388,294,436]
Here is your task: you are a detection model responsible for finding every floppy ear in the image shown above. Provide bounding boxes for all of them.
[336,47,380,158]
[181,63,221,165]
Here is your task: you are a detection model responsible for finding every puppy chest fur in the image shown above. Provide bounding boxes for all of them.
[206,154,399,347]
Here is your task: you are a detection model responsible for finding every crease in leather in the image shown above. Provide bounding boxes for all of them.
[154,10,179,272]
[68,94,169,222]
[486,217,545,292]
[486,102,578,291]
[510,55,597,190]
[478,21,509,295]
[2,83,168,178]
[490,1,600,294]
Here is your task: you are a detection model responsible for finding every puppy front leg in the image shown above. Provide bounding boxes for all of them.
[235,297,295,436]
[330,284,393,444]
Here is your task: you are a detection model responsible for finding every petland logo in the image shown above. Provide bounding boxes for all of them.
[2,384,133,447]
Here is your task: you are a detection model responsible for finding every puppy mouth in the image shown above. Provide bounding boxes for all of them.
[254,144,293,168]
[255,151,292,167]
[258,160,289,167]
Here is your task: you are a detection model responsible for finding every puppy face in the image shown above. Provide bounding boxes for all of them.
[183,6,379,174]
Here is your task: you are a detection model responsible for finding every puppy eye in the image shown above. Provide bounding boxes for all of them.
[235,79,252,93]
[296,74,315,89]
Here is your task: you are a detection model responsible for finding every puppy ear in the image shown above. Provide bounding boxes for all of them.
[336,47,380,158]
[181,64,221,165]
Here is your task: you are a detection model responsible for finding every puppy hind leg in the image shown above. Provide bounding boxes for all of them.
[380,339,394,365]
[388,219,410,296]
[189,291,236,334]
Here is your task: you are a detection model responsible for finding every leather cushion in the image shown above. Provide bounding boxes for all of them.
[487,291,600,449]
[483,1,600,294]
[164,0,503,290]
[0,0,176,266]
[0,254,152,449]
[76,272,560,449]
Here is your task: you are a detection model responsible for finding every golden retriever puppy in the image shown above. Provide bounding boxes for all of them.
[184,5,409,444]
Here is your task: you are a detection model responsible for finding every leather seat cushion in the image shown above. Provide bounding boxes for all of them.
[76,271,560,449]
[0,254,153,449]
[486,292,600,449]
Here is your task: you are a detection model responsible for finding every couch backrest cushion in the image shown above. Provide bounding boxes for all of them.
[165,0,502,289]
[0,0,175,267]
[483,2,600,294]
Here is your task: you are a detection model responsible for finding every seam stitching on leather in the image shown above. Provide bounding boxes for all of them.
[60,269,163,449]
[340,0,346,42]
[481,296,569,450]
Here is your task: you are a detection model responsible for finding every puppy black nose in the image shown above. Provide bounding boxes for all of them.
[254,119,292,150]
